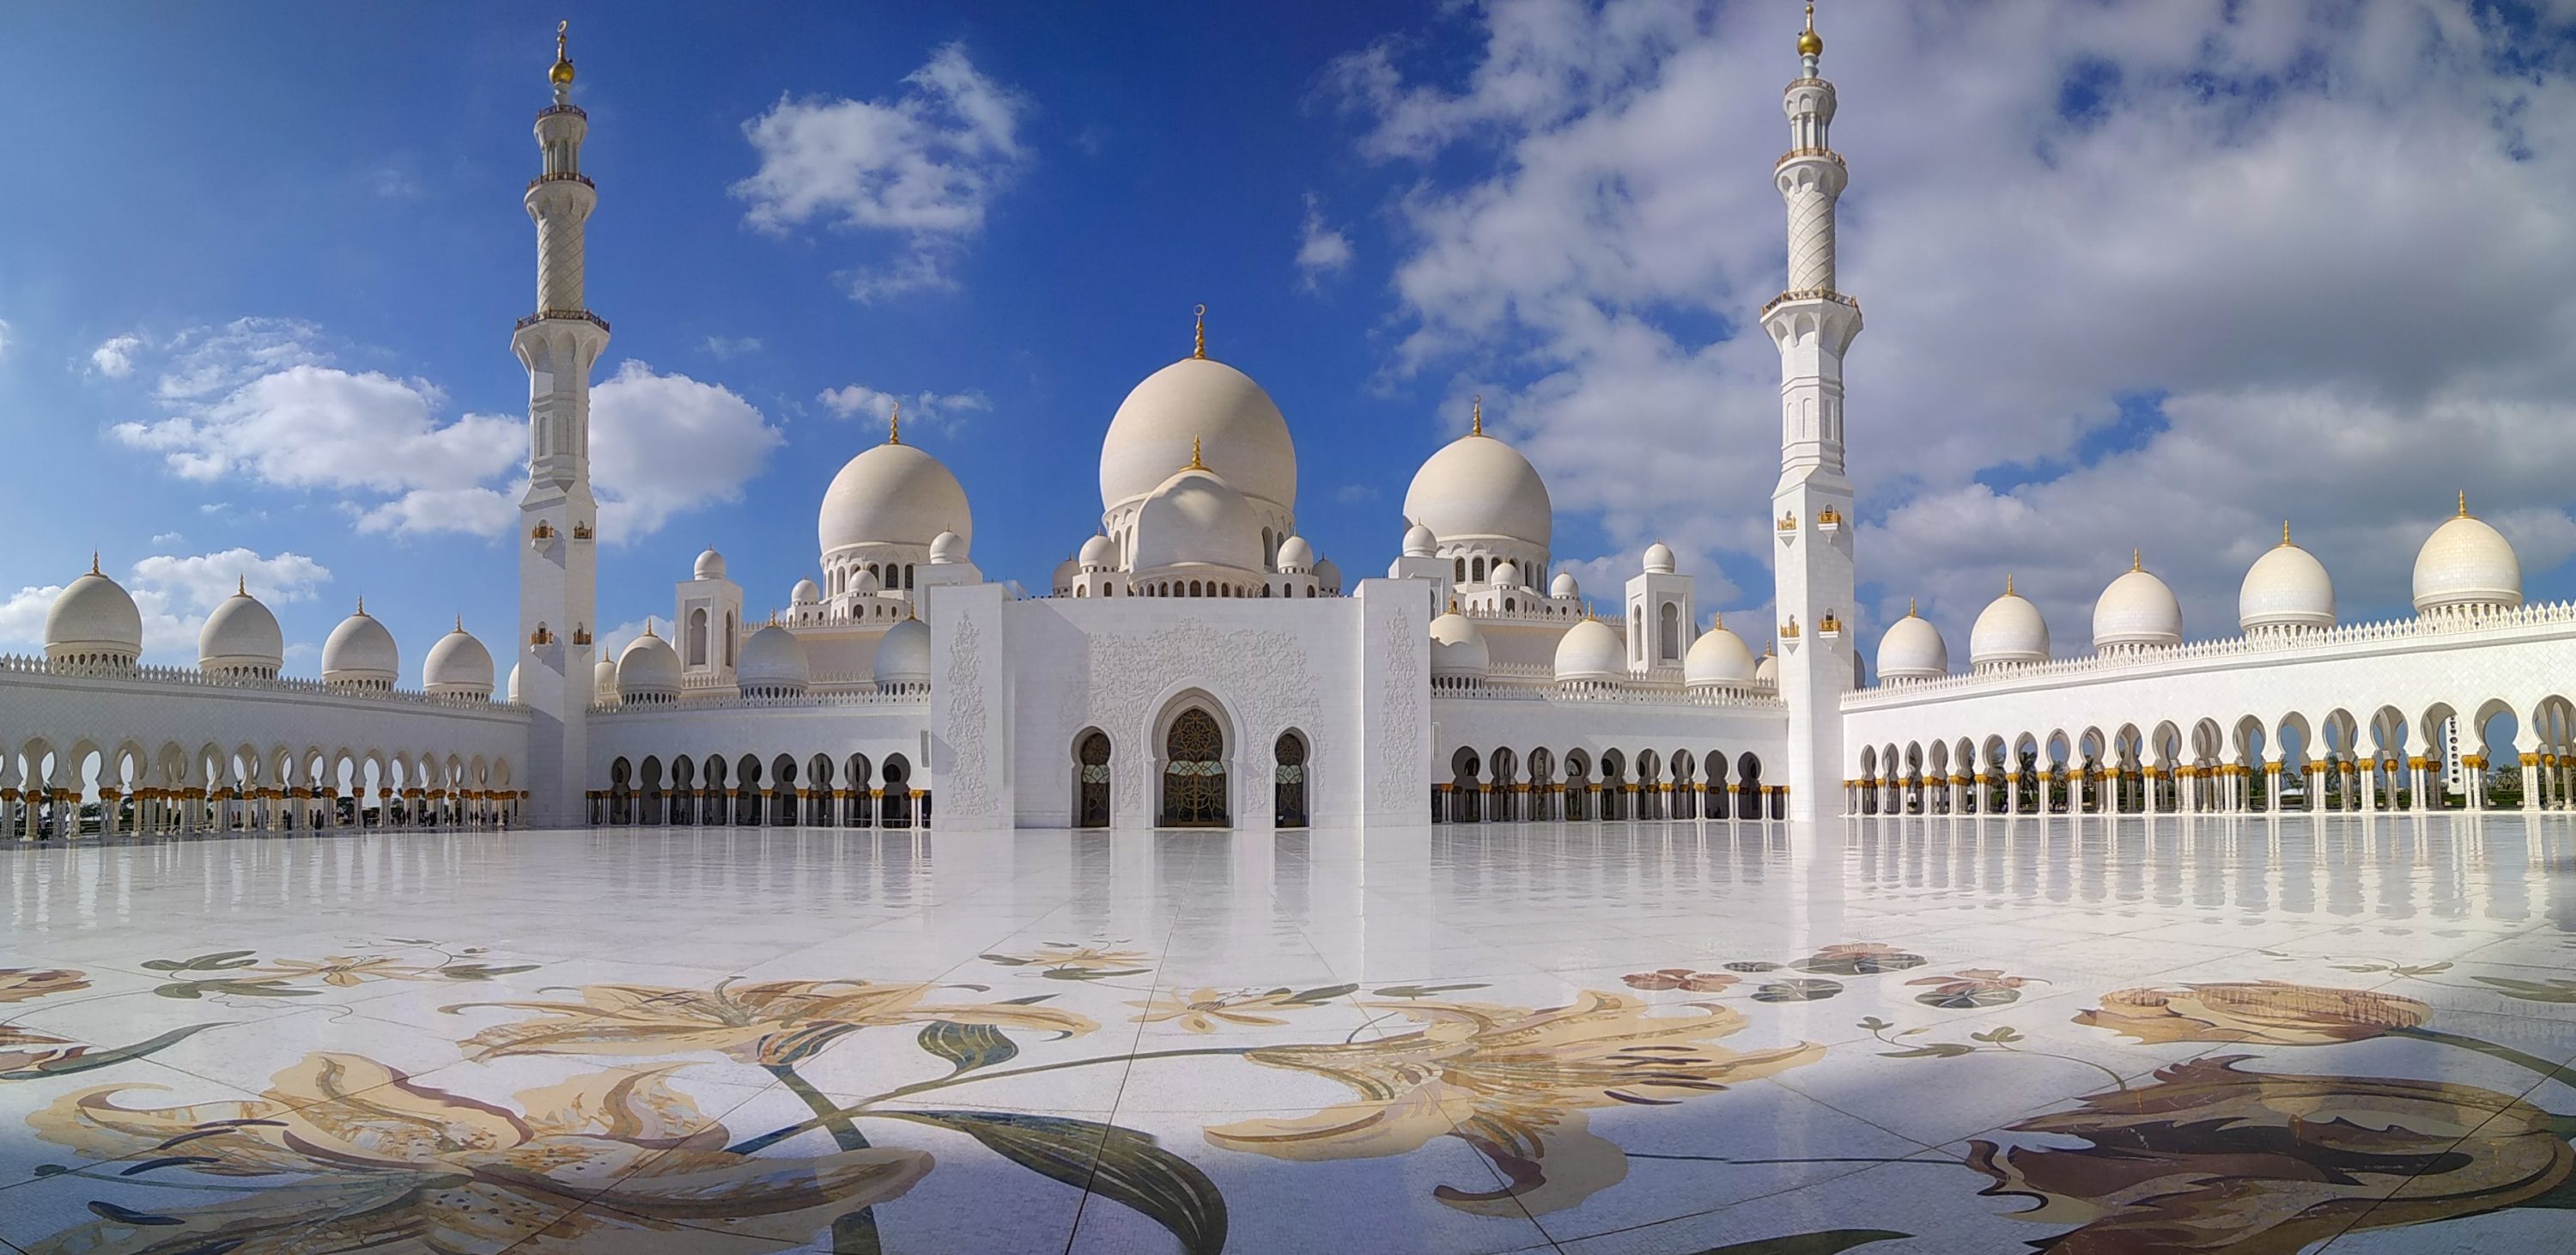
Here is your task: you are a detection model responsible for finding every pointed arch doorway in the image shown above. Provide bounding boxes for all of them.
[1159,708,1228,827]
[1075,730,1112,828]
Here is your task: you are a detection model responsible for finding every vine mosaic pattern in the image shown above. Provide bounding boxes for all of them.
[0,818,2568,1253]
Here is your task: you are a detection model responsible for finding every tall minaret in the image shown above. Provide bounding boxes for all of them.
[1766,4,1860,821]
[514,21,610,828]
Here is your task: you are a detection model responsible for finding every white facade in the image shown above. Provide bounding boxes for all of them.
[4,19,2564,841]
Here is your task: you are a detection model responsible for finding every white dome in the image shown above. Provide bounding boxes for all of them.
[2093,563,2183,650]
[873,617,932,689]
[1875,607,1947,681]
[2414,503,2521,612]
[1401,521,1437,557]
[1402,431,1552,552]
[1101,356,1296,514]
[1969,583,2050,667]
[45,567,143,664]
[1553,618,1625,684]
[1132,466,1264,573]
[792,578,822,606]
[1643,543,1675,575]
[1489,560,1523,589]
[694,548,728,581]
[929,529,968,565]
[1683,623,1757,687]
[1314,557,1341,592]
[1551,571,1580,600]
[1078,534,1116,569]
[617,630,681,700]
[321,606,399,689]
[738,624,810,694]
[2240,532,2335,632]
[818,440,973,557]
[593,658,621,705]
[1276,534,1315,573]
[197,586,283,675]
[507,663,521,704]
[854,568,882,596]
[422,624,495,698]
[1754,651,1778,685]
[1429,610,1491,679]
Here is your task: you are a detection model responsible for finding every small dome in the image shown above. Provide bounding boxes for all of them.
[1969,581,2050,668]
[2241,529,2335,632]
[854,568,882,596]
[1078,534,1117,569]
[617,630,681,701]
[1429,609,1490,679]
[792,578,822,606]
[2093,559,2183,650]
[1403,430,1552,553]
[694,548,728,581]
[1276,534,1315,573]
[819,441,973,557]
[422,624,495,698]
[1401,521,1437,557]
[1133,466,1263,573]
[507,663,521,704]
[1753,651,1779,685]
[45,565,143,665]
[929,530,969,565]
[1553,617,1625,684]
[1551,571,1580,600]
[321,604,400,690]
[1314,557,1341,593]
[1490,560,1523,589]
[738,624,811,694]
[2413,498,2521,613]
[1643,543,1675,575]
[1875,606,1947,681]
[1683,623,1757,688]
[198,585,283,676]
[593,658,621,705]
[1100,356,1297,515]
[874,617,932,689]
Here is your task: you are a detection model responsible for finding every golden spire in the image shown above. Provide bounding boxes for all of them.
[237,575,247,596]
[454,614,464,632]
[1471,393,1484,436]
[89,551,100,576]
[2004,573,2014,596]
[644,617,657,638]
[888,399,901,446]
[1186,436,1206,470]
[2132,549,2142,573]
[1907,596,1918,618]
[1797,3,1823,58]
[1446,595,1460,614]
[356,596,367,615]
[1193,303,1207,359]
[2458,490,2470,518]
[550,20,575,87]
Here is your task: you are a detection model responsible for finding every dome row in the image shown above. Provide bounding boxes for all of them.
[1883,503,2525,679]
[1428,607,1766,691]
[601,615,929,704]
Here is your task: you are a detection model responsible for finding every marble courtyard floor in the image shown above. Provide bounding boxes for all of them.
[0,819,2570,1253]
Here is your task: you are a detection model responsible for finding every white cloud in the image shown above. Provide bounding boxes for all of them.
[354,486,520,538]
[732,42,1030,300]
[1334,0,2576,652]
[590,361,786,541]
[816,382,991,432]
[0,548,331,665]
[702,336,764,360]
[90,333,142,377]
[597,618,653,660]
[0,318,11,359]
[1296,192,1356,291]
[148,531,185,547]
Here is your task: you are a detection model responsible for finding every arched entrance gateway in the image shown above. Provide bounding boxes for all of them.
[1160,708,1227,827]
[1273,731,1308,828]
[1075,730,1112,828]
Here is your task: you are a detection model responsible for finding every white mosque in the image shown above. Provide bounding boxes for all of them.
[4,16,2570,840]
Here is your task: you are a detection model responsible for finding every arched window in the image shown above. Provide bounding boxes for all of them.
[724,612,737,667]
[1160,709,1227,827]
[687,608,709,667]
[904,564,916,589]
[1274,731,1309,827]
[1658,602,1680,661]
[1473,557,1487,583]
[1455,557,1467,582]
[1076,730,1111,828]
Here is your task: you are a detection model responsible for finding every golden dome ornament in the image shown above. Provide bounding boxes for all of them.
[1797,3,1823,58]
[550,20,575,87]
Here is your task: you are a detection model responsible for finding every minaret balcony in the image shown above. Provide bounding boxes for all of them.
[1773,147,1843,169]
[527,171,595,192]
[536,102,587,121]
[514,308,612,334]
[1759,288,1860,319]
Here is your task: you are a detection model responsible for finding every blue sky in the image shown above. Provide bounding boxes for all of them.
[4,1,2575,676]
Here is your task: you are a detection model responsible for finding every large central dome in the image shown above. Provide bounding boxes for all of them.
[817,440,972,558]
[1100,356,1296,515]
[1403,430,1552,551]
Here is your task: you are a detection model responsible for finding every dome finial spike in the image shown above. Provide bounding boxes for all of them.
[356,595,366,615]
[2282,519,2293,546]
[1186,436,1206,471]
[455,613,464,632]
[2132,548,2142,573]
[888,399,901,446]
[1797,2,1823,58]
[2004,572,2014,596]
[238,574,247,596]
[1471,393,1483,436]
[550,20,574,91]
[1908,596,1917,618]
[89,551,100,576]
[2458,490,2469,518]
[1193,303,1207,359]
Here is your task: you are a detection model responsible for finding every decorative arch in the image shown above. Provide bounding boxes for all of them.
[1074,728,1112,829]
[1273,730,1309,828]
[1153,691,1234,828]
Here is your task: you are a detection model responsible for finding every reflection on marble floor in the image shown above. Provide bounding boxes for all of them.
[0,817,2570,1253]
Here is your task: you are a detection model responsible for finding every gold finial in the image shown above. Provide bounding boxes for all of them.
[2458,490,2469,518]
[356,595,367,615]
[550,21,575,87]
[644,617,657,638]
[2004,573,2014,596]
[454,614,464,632]
[89,551,100,576]
[2132,549,2142,573]
[1798,3,1823,57]
[1186,436,1206,470]
[1471,393,1484,436]
[1908,596,1917,618]
[1193,303,1207,359]
[237,575,247,596]
[1447,596,1459,614]
[888,399,901,446]
[2281,520,2293,547]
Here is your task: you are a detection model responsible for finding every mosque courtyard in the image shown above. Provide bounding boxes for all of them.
[0,819,2568,1254]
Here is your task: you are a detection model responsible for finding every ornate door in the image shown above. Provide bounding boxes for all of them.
[1077,732,1112,828]
[1160,710,1228,827]
[1273,733,1307,828]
